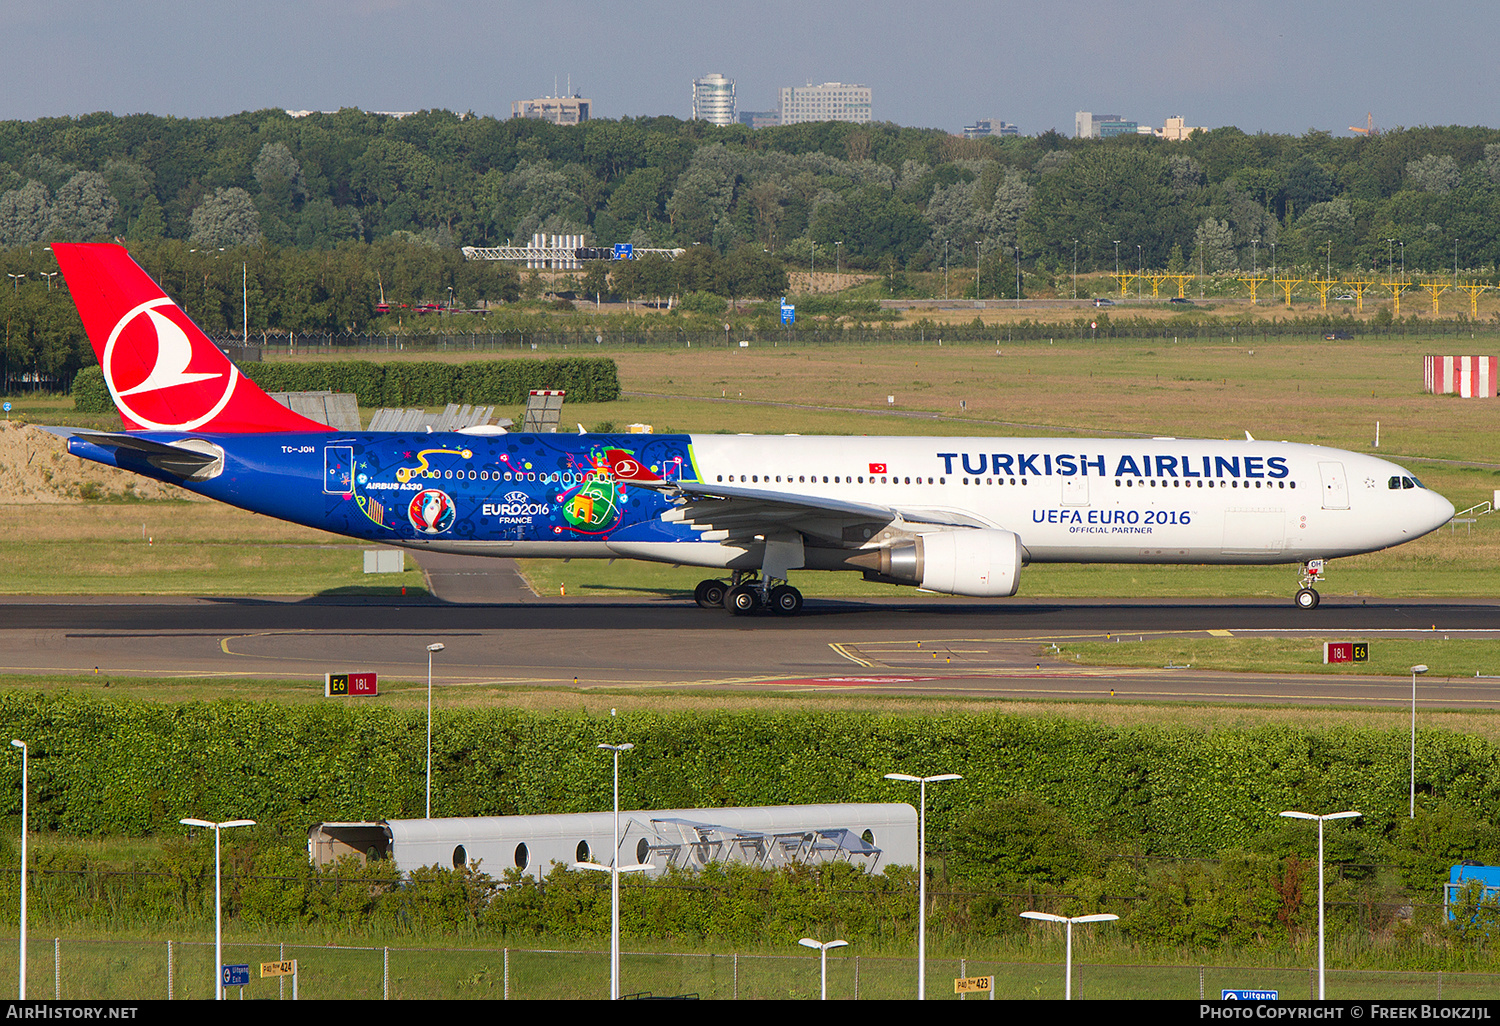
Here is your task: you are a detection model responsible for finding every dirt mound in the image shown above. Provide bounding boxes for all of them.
[0,422,200,503]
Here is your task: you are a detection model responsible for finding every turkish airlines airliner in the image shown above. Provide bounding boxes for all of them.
[48,243,1455,614]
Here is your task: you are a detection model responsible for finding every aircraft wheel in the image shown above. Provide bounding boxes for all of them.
[726,584,761,615]
[1295,587,1320,610]
[769,585,804,615]
[694,579,728,609]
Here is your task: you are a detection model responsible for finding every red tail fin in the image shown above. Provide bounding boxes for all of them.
[53,243,330,433]
[606,449,663,483]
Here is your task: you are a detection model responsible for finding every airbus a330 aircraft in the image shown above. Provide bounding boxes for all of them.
[49,243,1455,615]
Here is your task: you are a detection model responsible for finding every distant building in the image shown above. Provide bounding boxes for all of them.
[511,95,591,125]
[286,110,417,119]
[738,110,780,129]
[778,82,872,125]
[1155,115,1206,141]
[1077,111,1207,141]
[692,73,737,125]
[1075,111,1137,139]
[963,119,1019,140]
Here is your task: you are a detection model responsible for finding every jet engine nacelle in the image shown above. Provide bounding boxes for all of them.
[868,529,1023,597]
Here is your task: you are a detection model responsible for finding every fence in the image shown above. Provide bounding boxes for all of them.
[0,935,1494,1000]
[228,317,1500,359]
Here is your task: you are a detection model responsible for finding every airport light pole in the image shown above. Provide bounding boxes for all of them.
[426,642,444,818]
[1410,664,1428,818]
[799,937,848,999]
[10,740,25,999]
[180,817,255,1000]
[885,771,961,999]
[575,741,649,999]
[1019,911,1118,999]
[1280,810,1359,999]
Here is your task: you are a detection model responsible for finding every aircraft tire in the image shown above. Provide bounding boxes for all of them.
[769,585,804,615]
[1295,587,1320,610]
[694,579,728,609]
[726,584,761,615]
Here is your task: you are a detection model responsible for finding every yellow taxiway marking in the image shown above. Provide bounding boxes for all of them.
[221,630,321,656]
[829,643,874,667]
[845,629,1230,648]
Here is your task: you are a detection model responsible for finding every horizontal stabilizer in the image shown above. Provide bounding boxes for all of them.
[61,429,224,481]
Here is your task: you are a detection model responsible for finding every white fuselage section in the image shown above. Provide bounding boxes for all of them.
[675,434,1452,566]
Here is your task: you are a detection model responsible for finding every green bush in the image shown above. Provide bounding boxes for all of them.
[241,357,620,407]
[677,291,726,316]
[71,366,112,413]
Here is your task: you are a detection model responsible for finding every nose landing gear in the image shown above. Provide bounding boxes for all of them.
[1294,559,1326,610]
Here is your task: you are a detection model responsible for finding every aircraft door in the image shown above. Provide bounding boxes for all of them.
[1061,474,1089,507]
[324,446,354,494]
[1318,461,1349,510]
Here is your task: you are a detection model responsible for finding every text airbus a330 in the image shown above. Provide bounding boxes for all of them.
[48,243,1454,615]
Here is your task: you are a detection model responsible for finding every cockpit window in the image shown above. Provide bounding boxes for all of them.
[1389,477,1401,490]
[1390,476,1424,490]
[1402,477,1415,489]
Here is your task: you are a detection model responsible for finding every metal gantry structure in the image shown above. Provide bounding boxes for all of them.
[461,244,686,266]
[1088,264,1492,313]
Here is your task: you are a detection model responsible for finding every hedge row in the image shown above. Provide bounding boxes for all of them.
[72,357,620,413]
[241,357,620,406]
[2,696,1497,860]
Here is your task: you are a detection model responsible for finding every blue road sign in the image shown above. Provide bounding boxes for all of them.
[2,402,10,413]
[780,299,795,325]
[1222,990,1277,1000]
[613,243,633,260]
[223,964,251,987]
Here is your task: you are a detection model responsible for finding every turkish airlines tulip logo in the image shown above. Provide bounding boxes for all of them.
[103,299,236,431]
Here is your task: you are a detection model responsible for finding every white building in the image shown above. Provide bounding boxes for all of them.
[778,82,872,125]
[692,73,737,126]
[511,95,592,125]
[308,803,919,880]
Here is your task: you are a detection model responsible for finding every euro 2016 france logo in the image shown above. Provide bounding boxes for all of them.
[407,489,456,535]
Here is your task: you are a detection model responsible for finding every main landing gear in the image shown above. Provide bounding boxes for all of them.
[1294,559,1326,610]
[694,572,803,616]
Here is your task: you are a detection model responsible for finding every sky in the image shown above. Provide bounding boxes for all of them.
[5,0,1497,138]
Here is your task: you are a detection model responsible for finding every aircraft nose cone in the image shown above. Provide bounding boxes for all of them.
[1431,491,1456,530]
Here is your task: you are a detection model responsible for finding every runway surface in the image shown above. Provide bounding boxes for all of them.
[2,591,1498,709]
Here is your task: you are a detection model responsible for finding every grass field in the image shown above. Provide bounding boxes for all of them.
[5,925,1497,1000]
[0,501,428,596]
[1058,637,1500,679]
[0,931,1494,1000]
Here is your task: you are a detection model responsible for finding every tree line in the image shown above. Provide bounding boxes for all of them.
[4,109,1500,277]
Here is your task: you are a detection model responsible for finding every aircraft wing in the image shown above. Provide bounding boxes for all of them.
[650,479,991,546]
